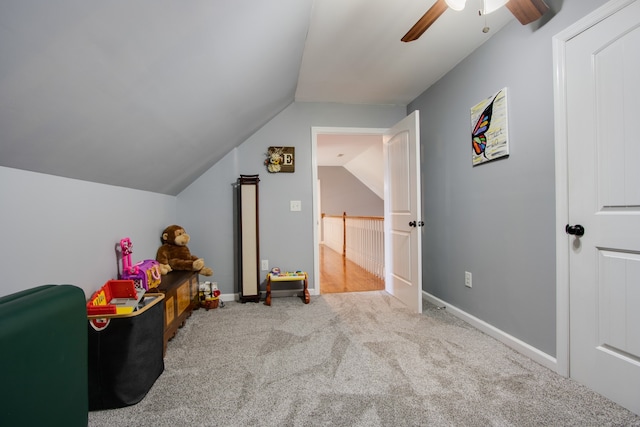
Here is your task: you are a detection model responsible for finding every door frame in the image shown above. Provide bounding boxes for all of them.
[311,126,388,296]
[552,0,635,378]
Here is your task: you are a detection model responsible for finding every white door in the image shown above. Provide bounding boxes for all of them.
[565,0,640,414]
[384,111,422,313]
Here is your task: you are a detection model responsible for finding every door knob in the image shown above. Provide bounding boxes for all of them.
[565,224,585,237]
[409,221,416,227]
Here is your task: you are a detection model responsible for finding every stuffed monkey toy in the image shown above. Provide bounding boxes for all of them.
[156,225,213,276]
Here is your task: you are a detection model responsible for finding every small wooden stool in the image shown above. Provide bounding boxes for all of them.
[265,272,310,306]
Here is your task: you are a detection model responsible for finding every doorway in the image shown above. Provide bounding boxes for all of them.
[312,111,422,316]
[312,127,387,295]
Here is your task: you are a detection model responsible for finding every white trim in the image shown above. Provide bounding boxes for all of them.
[423,291,557,371]
[311,126,388,297]
[552,0,637,379]
[221,293,238,302]
[552,23,570,379]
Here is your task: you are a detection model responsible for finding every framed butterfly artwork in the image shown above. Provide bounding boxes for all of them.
[470,87,509,166]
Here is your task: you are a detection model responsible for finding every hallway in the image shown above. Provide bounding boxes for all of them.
[319,244,384,294]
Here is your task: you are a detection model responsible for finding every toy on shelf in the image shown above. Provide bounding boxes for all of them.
[119,237,161,290]
[121,238,134,273]
[87,280,146,316]
[155,225,213,276]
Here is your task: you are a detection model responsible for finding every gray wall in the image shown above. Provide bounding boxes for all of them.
[178,102,405,294]
[318,166,383,217]
[0,166,176,298]
[409,0,608,357]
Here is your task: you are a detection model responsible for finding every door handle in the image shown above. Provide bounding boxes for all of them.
[409,221,416,227]
[409,221,424,228]
[565,224,585,237]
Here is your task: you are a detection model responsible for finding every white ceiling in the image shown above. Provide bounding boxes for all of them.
[316,134,383,167]
[298,0,513,105]
[0,0,515,194]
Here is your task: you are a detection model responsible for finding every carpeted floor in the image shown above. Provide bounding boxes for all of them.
[88,292,640,426]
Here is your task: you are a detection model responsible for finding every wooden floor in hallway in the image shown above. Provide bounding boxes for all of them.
[319,244,385,294]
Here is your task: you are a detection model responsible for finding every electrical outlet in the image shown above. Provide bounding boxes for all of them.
[261,260,269,271]
[290,200,301,211]
[465,271,472,288]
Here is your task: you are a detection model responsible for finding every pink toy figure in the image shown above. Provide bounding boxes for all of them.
[120,238,136,275]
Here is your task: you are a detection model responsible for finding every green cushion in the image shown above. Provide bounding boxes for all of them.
[0,285,88,427]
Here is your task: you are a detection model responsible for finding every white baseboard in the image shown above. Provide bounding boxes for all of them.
[220,293,236,302]
[423,291,558,372]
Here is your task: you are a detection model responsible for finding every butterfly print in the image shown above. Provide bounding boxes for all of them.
[472,91,501,157]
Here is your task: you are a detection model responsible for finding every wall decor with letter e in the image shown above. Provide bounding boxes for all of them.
[265,146,295,173]
[236,174,261,303]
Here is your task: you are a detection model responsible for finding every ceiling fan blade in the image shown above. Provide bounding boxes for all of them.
[401,0,449,42]
[506,0,549,25]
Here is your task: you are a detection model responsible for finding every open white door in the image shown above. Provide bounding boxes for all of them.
[560,0,640,415]
[384,111,422,313]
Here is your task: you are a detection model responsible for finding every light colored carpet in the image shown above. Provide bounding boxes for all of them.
[88,292,640,426]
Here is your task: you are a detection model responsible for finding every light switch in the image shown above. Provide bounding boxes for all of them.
[290,200,301,211]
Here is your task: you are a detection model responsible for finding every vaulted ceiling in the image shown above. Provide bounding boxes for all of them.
[0,1,514,195]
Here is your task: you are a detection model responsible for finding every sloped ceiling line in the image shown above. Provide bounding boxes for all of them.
[0,0,512,194]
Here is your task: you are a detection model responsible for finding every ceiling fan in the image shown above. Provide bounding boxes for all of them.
[401,0,549,42]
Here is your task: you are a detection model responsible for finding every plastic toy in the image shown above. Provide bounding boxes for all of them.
[199,281,222,310]
[120,238,134,274]
[119,237,161,290]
